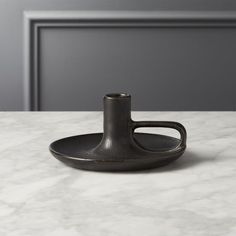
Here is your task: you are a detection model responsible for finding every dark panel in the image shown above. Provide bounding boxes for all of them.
[2,0,236,110]
[40,27,236,110]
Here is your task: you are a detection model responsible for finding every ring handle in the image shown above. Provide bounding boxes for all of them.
[132,121,187,152]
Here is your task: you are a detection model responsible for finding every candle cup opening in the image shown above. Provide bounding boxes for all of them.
[105,93,130,99]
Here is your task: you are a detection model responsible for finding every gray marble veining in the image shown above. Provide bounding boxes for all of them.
[0,112,235,236]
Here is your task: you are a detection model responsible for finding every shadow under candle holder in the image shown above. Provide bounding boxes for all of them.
[141,150,212,174]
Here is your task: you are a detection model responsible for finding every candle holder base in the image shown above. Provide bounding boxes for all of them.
[50,132,186,172]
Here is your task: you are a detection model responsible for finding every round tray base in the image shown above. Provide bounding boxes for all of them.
[50,133,185,171]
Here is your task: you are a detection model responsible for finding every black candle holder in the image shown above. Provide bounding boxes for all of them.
[50,93,187,171]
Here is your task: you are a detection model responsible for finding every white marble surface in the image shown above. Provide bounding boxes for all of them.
[0,112,236,236]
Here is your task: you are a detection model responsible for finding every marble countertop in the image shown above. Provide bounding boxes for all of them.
[0,112,235,236]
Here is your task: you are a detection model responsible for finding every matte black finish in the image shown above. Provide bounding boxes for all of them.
[50,93,187,171]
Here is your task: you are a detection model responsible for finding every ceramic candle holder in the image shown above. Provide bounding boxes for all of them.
[50,93,187,171]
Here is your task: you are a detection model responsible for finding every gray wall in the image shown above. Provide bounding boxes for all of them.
[1,0,236,111]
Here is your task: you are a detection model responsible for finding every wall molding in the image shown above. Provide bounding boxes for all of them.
[24,11,236,111]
